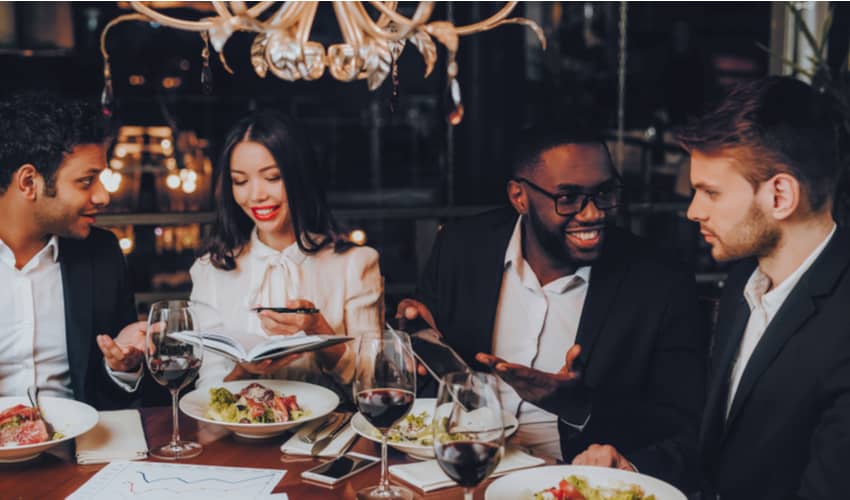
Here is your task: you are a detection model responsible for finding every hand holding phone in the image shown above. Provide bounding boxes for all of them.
[300,452,380,485]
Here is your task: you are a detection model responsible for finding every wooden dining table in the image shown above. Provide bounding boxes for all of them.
[0,407,549,499]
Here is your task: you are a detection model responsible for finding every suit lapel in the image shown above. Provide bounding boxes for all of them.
[724,229,850,429]
[457,210,516,363]
[700,294,750,458]
[59,238,94,403]
[574,231,629,367]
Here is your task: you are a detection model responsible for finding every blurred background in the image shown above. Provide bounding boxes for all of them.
[1,1,847,320]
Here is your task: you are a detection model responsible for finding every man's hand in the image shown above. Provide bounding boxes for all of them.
[573,444,635,471]
[475,344,582,403]
[395,298,438,377]
[395,298,437,331]
[97,320,146,372]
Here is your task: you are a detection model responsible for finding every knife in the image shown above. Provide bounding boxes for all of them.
[310,413,352,456]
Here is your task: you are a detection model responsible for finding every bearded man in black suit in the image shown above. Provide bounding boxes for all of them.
[397,125,708,490]
[584,77,850,500]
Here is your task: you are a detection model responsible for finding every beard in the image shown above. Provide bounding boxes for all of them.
[526,205,604,267]
[710,202,780,262]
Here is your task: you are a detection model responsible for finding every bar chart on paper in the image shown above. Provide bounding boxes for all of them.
[67,461,286,500]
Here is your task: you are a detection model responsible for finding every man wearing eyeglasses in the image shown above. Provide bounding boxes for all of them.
[397,125,706,489]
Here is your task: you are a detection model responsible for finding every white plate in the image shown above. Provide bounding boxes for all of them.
[0,396,98,463]
[484,464,686,500]
[351,398,519,460]
[179,380,339,439]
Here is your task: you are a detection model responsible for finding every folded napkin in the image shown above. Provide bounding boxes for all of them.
[280,417,357,458]
[75,409,148,464]
[389,446,545,492]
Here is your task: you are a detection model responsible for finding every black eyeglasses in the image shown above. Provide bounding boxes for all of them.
[514,177,623,216]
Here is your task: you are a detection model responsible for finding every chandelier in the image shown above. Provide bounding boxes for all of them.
[100,1,545,125]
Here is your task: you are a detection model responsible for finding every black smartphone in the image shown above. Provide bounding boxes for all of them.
[300,452,379,485]
[408,328,471,382]
[251,307,320,314]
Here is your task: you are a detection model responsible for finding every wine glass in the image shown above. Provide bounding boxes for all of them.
[433,371,504,500]
[145,300,204,460]
[353,329,416,500]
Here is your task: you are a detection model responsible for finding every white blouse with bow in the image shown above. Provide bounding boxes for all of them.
[189,229,383,392]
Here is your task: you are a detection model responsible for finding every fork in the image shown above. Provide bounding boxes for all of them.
[298,413,339,444]
[26,385,54,435]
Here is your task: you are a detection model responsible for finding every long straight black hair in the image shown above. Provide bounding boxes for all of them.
[200,110,348,270]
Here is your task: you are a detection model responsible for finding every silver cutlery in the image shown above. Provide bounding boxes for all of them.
[299,413,339,444]
[310,413,352,456]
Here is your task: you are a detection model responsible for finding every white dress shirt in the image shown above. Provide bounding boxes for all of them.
[190,229,383,392]
[726,224,837,416]
[0,236,73,399]
[491,217,591,460]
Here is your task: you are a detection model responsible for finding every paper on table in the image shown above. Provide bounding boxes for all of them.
[75,409,148,464]
[389,446,546,492]
[280,418,357,457]
[67,461,285,500]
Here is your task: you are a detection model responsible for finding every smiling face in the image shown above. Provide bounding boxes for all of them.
[33,143,110,239]
[687,149,780,262]
[229,140,292,242]
[516,143,618,266]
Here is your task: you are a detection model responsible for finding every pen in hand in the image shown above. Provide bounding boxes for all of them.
[252,307,321,314]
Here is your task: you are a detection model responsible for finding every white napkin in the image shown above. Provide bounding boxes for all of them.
[389,447,545,492]
[279,417,357,457]
[75,409,148,464]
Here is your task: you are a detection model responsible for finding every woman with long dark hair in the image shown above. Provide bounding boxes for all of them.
[190,110,382,390]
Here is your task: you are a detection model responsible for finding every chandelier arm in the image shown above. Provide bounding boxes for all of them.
[375,1,397,28]
[129,1,214,31]
[333,1,364,49]
[367,1,433,34]
[268,2,307,30]
[296,1,319,44]
[211,2,233,19]
[453,1,517,35]
[229,2,248,15]
[475,18,546,49]
[351,1,432,41]
[100,13,149,60]
[247,1,276,18]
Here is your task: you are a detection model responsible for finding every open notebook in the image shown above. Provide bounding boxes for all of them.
[171,331,353,363]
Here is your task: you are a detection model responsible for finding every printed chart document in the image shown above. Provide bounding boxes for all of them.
[67,461,286,500]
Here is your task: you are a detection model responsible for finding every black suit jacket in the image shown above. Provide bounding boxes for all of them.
[699,228,850,500]
[416,207,707,489]
[59,227,139,410]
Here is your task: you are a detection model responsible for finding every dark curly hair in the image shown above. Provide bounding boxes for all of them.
[200,110,350,271]
[0,93,106,196]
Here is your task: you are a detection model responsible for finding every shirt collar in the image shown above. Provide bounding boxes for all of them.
[744,223,837,313]
[249,228,307,265]
[504,215,591,293]
[0,235,59,269]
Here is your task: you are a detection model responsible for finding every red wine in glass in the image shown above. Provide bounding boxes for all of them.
[435,440,501,487]
[355,388,414,430]
[149,357,202,390]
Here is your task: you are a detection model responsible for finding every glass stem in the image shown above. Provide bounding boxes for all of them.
[379,432,389,492]
[464,487,474,500]
[170,389,180,445]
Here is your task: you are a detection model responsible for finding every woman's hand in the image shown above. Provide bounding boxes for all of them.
[257,300,334,336]
[223,354,303,381]
[255,299,345,370]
